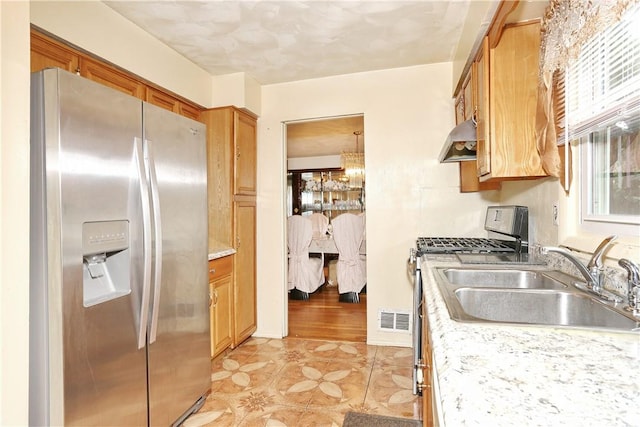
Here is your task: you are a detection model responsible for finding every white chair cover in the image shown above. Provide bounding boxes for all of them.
[287,215,324,293]
[331,213,366,294]
[309,213,329,240]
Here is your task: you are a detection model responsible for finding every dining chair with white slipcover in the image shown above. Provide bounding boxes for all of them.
[287,215,325,299]
[309,212,329,240]
[331,213,366,303]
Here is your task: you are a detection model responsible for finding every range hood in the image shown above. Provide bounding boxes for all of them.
[438,119,477,163]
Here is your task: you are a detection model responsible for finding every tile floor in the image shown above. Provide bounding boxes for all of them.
[183,337,423,426]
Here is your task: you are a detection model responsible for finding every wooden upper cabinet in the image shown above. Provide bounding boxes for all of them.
[234,111,258,196]
[479,21,547,181]
[30,30,79,73]
[200,107,235,248]
[31,29,202,120]
[79,57,145,99]
[456,38,501,193]
[145,87,201,121]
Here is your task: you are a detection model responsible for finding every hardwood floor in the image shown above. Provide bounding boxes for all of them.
[288,284,367,342]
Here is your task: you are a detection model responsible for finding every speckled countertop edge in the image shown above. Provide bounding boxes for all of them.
[422,255,640,427]
[208,247,236,260]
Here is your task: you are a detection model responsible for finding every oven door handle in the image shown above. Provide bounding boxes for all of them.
[407,248,417,276]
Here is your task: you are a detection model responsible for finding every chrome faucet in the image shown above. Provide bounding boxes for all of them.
[618,258,640,315]
[542,235,618,299]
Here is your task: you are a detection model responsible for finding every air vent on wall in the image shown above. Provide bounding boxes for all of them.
[378,309,411,333]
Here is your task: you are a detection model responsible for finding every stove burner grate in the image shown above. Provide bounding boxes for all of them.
[416,237,515,254]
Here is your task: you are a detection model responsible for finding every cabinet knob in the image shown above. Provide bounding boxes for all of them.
[209,268,216,274]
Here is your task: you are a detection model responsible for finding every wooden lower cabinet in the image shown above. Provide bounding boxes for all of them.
[209,255,234,358]
[233,197,257,345]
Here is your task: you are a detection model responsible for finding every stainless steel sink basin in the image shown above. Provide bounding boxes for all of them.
[433,267,640,332]
[442,268,567,289]
[454,288,640,330]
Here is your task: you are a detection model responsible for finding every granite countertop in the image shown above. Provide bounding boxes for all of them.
[208,244,236,260]
[422,255,640,426]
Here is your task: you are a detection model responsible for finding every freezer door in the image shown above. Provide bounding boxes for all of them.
[143,103,211,426]
[31,69,149,426]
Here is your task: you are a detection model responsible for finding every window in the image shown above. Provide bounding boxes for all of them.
[566,3,640,236]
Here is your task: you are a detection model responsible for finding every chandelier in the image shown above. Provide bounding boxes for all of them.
[341,131,364,188]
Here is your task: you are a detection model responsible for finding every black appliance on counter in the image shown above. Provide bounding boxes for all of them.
[408,205,529,395]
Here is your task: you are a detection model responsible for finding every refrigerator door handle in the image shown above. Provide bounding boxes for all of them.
[145,140,163,344]
[135,138,152,350]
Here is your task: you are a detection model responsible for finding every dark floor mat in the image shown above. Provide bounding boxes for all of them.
[342,412,422,427]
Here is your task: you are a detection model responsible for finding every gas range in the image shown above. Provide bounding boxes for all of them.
[409,206,533,396]
[416,205,529,256]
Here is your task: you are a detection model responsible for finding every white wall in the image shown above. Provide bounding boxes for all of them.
[500,177,559,246]
[1,2,30,424]
[256,64,498,346]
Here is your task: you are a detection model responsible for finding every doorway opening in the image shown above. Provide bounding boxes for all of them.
[285,114,367,342]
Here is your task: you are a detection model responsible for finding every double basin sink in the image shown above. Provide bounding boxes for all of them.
[433,267,640,332]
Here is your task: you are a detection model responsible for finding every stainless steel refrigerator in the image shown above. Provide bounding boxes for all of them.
[30,68,211,426]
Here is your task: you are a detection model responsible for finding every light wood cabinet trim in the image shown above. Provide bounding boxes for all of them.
[475,37,491,177]
[487,1,520,48]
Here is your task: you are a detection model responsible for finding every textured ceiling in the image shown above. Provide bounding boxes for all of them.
[104,0,473,85]
[103,1,544,158]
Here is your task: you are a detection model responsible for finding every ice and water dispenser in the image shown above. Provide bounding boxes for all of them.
[82,220,131,307]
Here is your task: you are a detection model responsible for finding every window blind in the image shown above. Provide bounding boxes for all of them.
[566,3,640,140]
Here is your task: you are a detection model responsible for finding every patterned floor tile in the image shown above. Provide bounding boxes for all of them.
[191,338,421,426]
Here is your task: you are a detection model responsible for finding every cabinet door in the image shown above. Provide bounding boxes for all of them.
[31,31,79,73]
[201,108,234,248]
[146,87,201,121]
[209,256,233,358]
[146,86,181,113]
[79,56,145,99]
[475,37,491,177]
[234,112,257,196]
[458,63,500,193]
[233,198,257,345]
[488,21,545,179]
